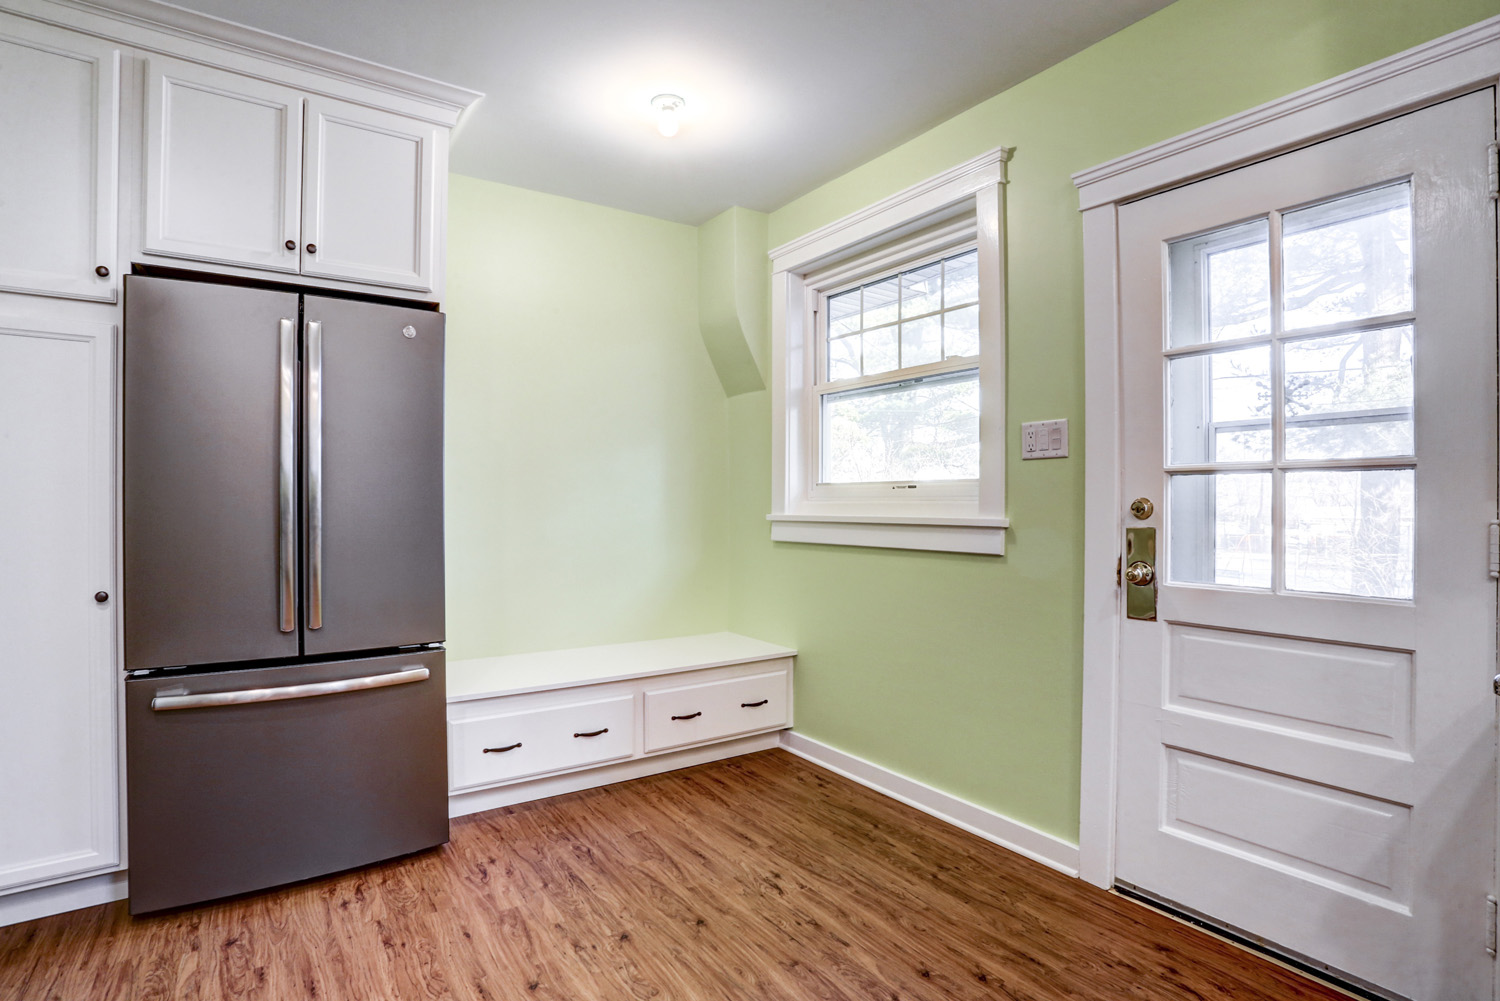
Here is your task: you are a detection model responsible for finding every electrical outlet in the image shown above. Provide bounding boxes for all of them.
[1021,419,1069,459]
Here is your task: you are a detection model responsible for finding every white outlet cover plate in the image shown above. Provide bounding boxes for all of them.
[1021,419,1069,459]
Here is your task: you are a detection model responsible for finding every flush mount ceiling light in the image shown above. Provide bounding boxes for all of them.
[650,93,685,137]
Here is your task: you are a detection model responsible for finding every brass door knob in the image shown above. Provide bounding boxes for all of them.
[1129,497,1154,520]
[1124,562,1155,586]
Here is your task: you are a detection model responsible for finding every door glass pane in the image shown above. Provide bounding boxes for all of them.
[1283,183,1412,331]
[1169,473,1272,588]
[1168,219,1271,347]
[1285,469,1414,598]
[820,370,979,483]
[1167,346,1272,464]
[1284,326,1413,460]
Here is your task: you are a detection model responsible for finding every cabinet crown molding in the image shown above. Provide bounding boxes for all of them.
[9,0,483,121]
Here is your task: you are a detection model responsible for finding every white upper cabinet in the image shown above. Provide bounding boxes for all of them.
[143,55,303,273]
[301,98,438,291]
[0,14,118,301]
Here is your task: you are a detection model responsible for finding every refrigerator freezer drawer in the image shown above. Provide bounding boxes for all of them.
[125,649,448,914]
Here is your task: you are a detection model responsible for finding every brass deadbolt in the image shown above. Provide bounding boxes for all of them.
[1124,561,1155,586]
[1129,497,1154,520]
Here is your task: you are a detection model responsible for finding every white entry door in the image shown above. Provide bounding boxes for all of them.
[1115,90,1498,1001]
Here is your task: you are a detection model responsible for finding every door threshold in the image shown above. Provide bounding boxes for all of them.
[1113,883,1409,1001]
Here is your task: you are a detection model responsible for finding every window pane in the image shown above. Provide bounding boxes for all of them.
[828,289,861,337]
[862,325,898,375]
[901,315,941,367]
[1167,345,1272,464]
[1283,183,1412,331]
[821,371,979,483]
[1285,469,1413,599]
[863,277,900,327]
[901,262,942,317]
[828,334,860,382]
[944,250,978,307]
[1168,219,1270,347]
[1169,472,1272,588]
[944,304,979,359]
[1284,326,1413,460]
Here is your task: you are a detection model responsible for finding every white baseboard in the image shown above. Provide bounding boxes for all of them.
[0,870,128,928]
[449,731,784,818]
[779,731,1081,877]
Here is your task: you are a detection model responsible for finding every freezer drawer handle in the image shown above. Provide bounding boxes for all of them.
[671,712,702,721]
[150,667,428,711]
[573,728,609,738]
[483,742,522,753]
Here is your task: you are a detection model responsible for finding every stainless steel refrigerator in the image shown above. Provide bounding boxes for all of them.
[122,275,448,914]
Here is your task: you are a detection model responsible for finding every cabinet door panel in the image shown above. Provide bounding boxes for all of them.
[0,15,118,301]
[302,97,436,291]
[0,315,118,891]
[143,56,301,272]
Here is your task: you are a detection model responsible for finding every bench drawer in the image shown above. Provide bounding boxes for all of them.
[643,665,789,752]
[451,694,633,790]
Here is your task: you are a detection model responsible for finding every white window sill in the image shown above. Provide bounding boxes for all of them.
[766,514,1008,555]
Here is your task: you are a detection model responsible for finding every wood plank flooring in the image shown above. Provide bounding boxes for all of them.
[0,749,1349,1000]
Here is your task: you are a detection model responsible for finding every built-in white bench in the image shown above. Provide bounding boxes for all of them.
[446,633,795,817]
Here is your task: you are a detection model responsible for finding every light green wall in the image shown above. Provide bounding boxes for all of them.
[728,0,1500,843]
[444,175,729,659]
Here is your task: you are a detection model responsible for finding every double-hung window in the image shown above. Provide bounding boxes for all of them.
[768,147,1011,554]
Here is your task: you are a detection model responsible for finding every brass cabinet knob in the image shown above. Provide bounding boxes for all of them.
[1123,561,1155,586]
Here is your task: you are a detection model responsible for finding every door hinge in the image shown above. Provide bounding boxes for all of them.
[1488,142,1499,200]
[1489,521,1499,579]
[1487,894,1497,957]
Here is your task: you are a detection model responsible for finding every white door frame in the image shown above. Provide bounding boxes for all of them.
[1075,15,1500,890]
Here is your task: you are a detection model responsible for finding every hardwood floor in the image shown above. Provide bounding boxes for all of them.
[0,749,1348,1000]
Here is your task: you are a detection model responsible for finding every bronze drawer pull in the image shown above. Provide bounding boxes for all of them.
[671,712,702,721]
[741,699,768,708]
[574,728,609,738]
[483,742,521,753]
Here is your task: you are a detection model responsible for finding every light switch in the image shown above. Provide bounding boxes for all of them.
[1021,419,1069,459]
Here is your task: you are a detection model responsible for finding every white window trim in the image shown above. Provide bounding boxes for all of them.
[767,145,1013,555]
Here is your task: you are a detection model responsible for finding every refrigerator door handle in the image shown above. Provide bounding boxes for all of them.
[306,319,324,630]
[150,666,430,711]
[277,318,297,633]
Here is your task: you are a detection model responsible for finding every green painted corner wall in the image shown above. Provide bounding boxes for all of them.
[443,175,730,660]
[729,0,1500,843]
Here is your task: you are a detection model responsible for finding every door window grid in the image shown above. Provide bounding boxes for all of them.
[1164,182,1416,599]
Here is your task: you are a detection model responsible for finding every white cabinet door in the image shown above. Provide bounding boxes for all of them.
[301,97,437,291]
[0,15,118,301]
[143,55,302,272]
[0,314,119,893]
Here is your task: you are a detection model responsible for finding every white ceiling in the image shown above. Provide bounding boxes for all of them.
[162,0,1174,224]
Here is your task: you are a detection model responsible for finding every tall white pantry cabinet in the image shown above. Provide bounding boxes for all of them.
[0,0,478,922]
